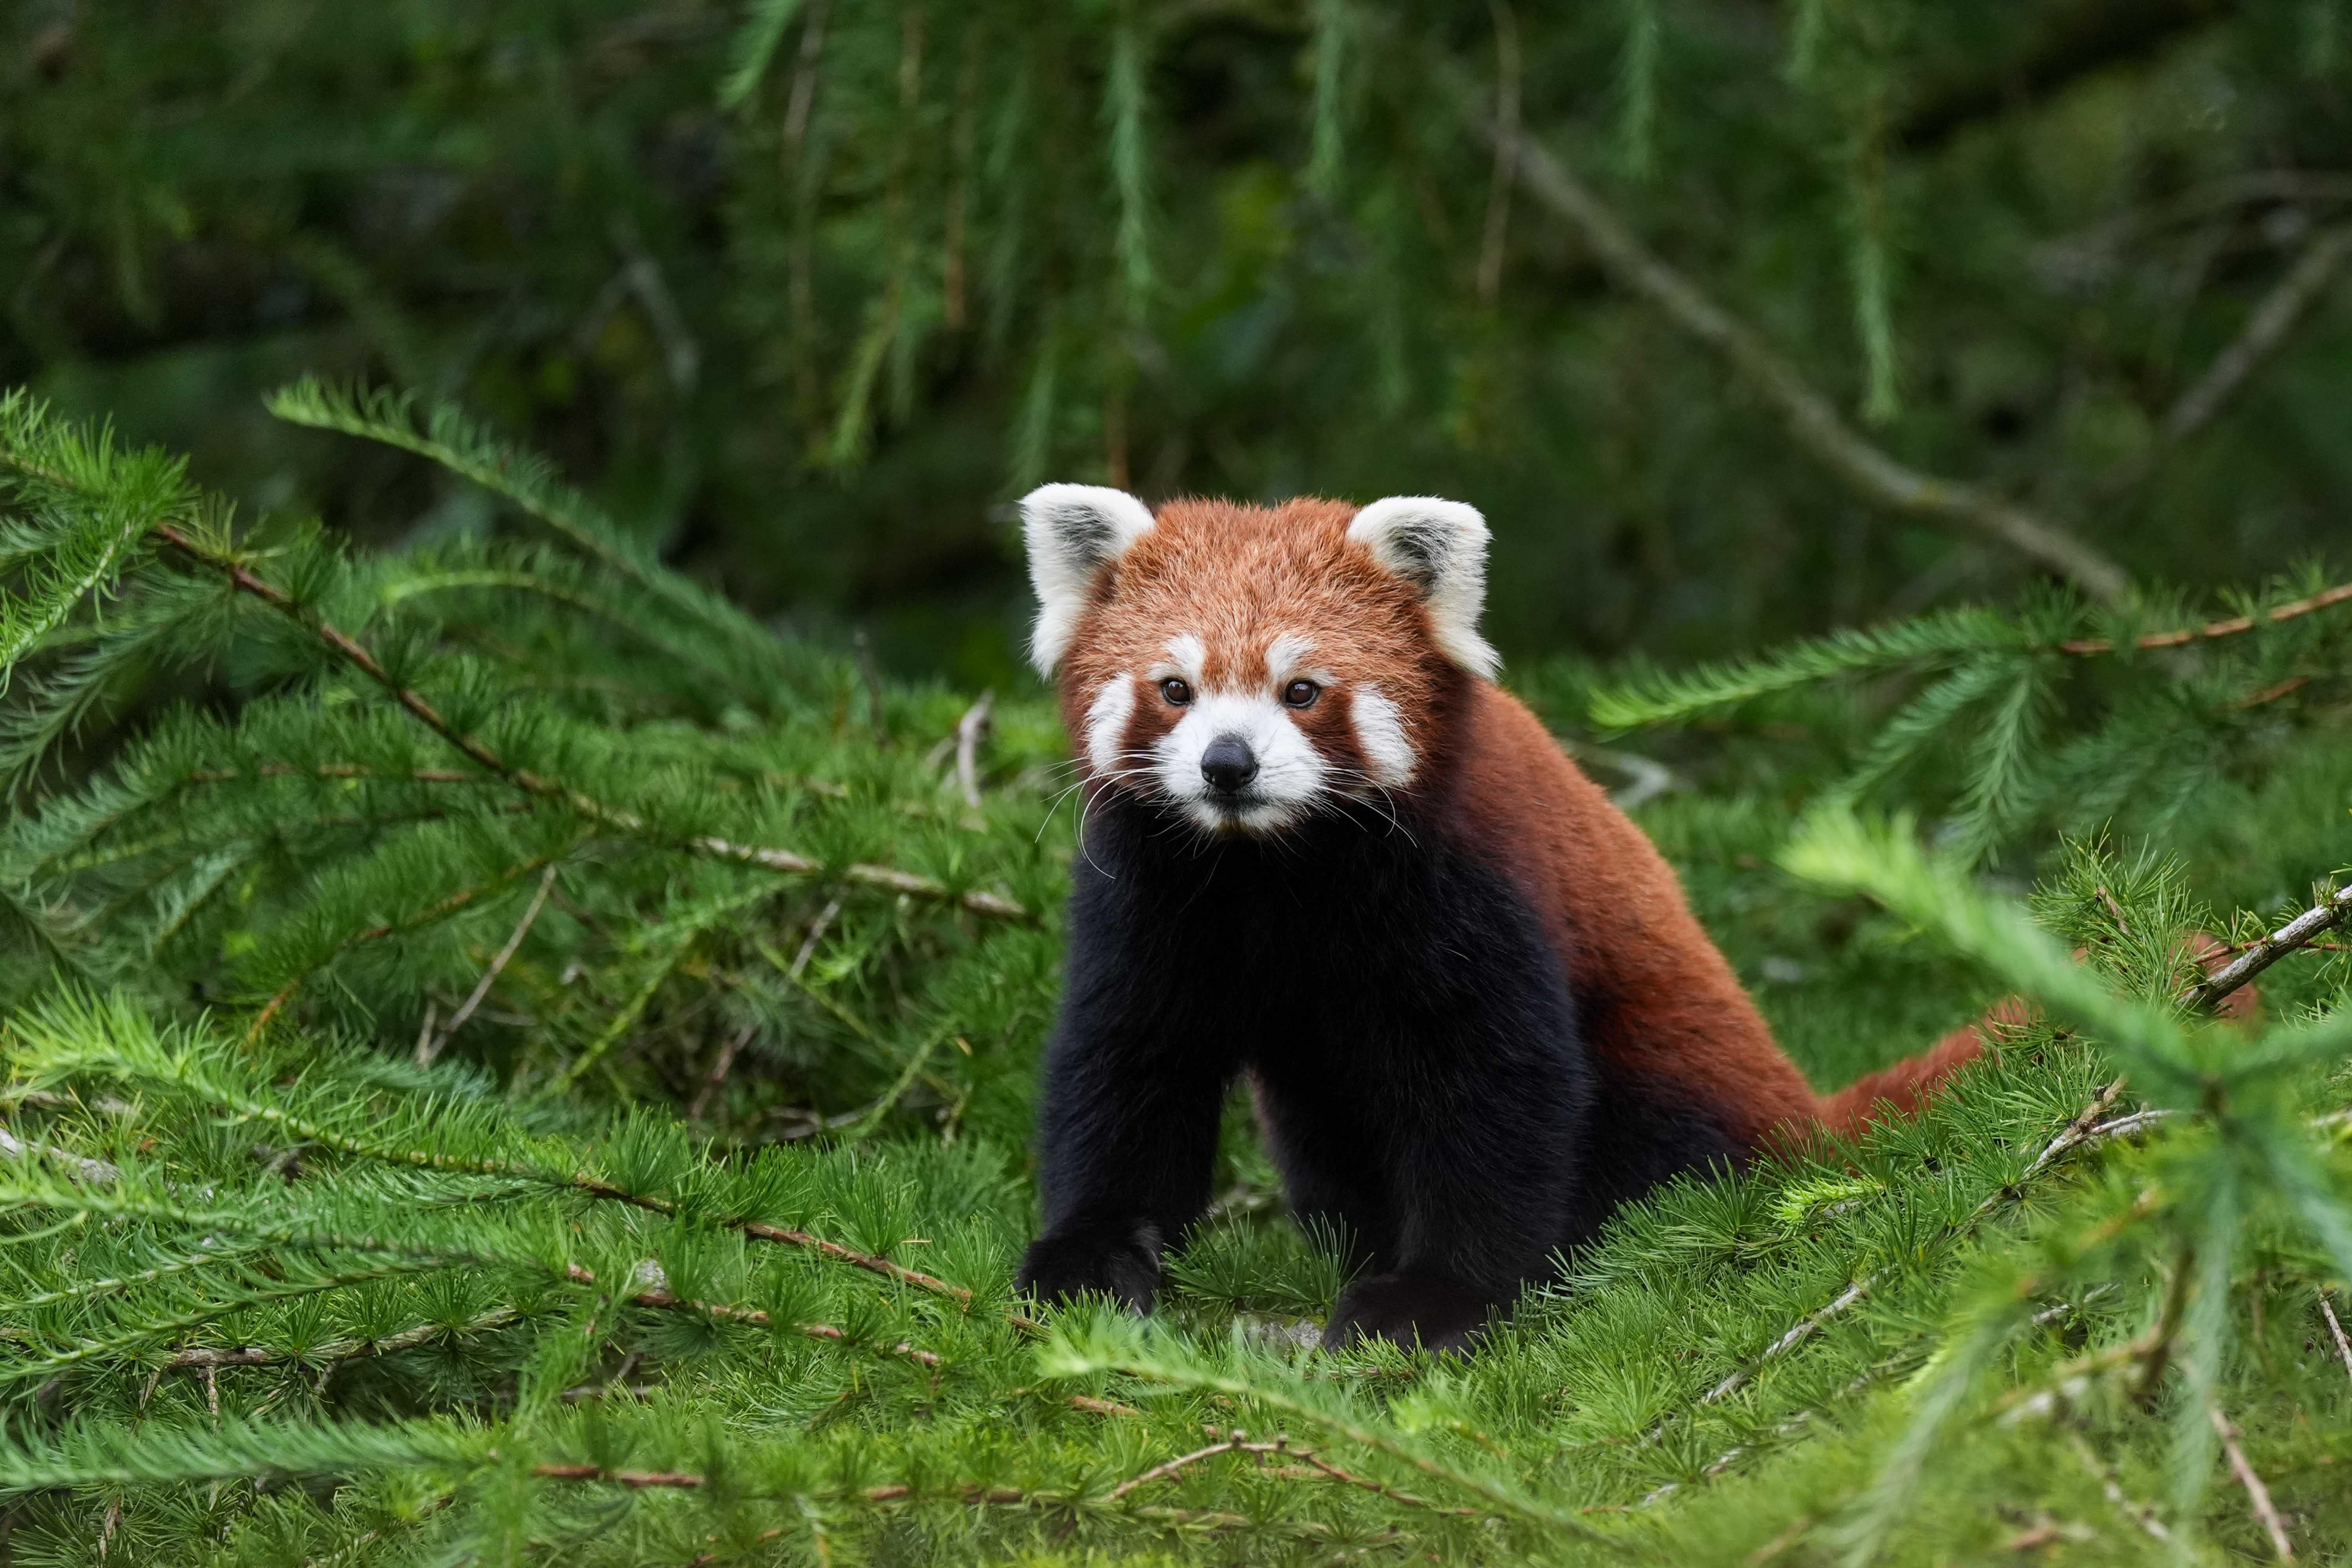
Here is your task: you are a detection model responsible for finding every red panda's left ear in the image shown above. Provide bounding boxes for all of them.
[1019,483,1157,677]
[1347,497,1499,678]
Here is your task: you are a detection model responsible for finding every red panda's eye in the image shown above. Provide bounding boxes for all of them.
[1159,677,1192,706]
[1283,679,1321,709]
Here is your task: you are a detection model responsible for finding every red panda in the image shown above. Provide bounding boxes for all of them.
[1013,486,2008,1351]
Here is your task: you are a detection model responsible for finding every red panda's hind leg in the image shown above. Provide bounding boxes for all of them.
[1323,1271,1498,1355]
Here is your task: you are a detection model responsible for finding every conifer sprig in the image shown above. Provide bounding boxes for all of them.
[1589,569,2352,861]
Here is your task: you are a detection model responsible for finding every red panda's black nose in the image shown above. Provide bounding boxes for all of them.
[1200,735,1259,795]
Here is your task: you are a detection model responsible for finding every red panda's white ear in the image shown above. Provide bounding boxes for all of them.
[1019,483,1157,677]
[1347,496,1499,678]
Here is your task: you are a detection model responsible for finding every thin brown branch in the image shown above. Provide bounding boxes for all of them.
[0,1124,121,1185]
[2165,225,2352,443]
[160,1305,522,1374]
[1697,1281,1869,1408]
[535,1463,705,1489]
[952,690,993,809]
[2134,1245,2197,1407]
[1475,113,2129,600]
[1284,1442,1481,1517]
[1107,1437,1254,1500]
[423,862,560,1062]
[561,1260,942,1370]
[115,1063,1018,1331]
[1678,1086,2135,1427]
[2187,883,2352,1011]
[248,847,571,1039]
[2063,1428,2169,1541]
[189,762,488,786]
[1991,1322,2167,1420]
[151,524,1029,922]
[1108,1428,1480,1517]
[2210,1405,2295,1561]
[564,1176,1023,1325]
[687,1023,755,1122]
[2319,1292,2352,1390]
[2058,579,2352,653]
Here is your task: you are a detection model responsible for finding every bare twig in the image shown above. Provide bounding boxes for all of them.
[2210,1405,2295,1561]
[952,690,994,809]
[160,1305,523,1375]
[1107,1436,1255,1500]
[423,863,560,1063]
[2319,1292,2352,1390]
[1474,110,2129,600]
[1745,1516,1813,1564]
[2164,225,2352,442]
[152,525,1028,922]
[249,847,572,1038]
[0,1124,120,1185]
[562,1260,942,1370]
[687,1024,756,1123]
[1993,1323,2168,1423]
[2064,1428,2169,1541]
[1697,1281,1868,1406]
[785,896,844,980]
[1672,1083,2131,1429]
[2060,579,2352,654]
[2187,883,2352,1011]
[1109,1428,1481,1517]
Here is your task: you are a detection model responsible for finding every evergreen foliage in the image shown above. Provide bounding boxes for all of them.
[11,1,2352,675]
[3,392,2351,1565]
[1587,573,2352,862]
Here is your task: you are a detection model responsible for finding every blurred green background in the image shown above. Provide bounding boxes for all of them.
[6,0,2349,691]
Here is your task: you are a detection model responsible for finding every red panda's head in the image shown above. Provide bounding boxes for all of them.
[1020,485,1497,835]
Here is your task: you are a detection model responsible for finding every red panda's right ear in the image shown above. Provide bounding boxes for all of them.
[1020,484,1156,677]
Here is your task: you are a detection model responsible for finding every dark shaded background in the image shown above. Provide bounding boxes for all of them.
[7,0,2348,689]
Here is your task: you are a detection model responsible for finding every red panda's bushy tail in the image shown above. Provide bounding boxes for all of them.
[1811,1005,2019,1138]
[1807,934,2258,1140]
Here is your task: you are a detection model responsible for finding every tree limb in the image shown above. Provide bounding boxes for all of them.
[2321,1293,2352,1390]
[1478,116,2130,601]
[2210,1405,2296,1561]
[2057,579,2352,654]
[2186,883,2352,1012]
[2164,225,2352,443]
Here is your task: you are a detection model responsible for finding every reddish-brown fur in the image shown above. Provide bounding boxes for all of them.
[1442,684,1827,1143]
[1053,494,2071,1148]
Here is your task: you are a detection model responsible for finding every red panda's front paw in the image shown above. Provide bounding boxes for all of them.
[1322,1271,1495,1355]
[1016,1220,1164,1313]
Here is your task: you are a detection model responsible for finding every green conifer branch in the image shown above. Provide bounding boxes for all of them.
[8,996,1002,1316]
[145,522,1028,921]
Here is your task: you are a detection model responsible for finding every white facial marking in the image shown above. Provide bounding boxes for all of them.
[1085,673,1136,777]
[1152,688,1328,833]
[1155,633,1205,684]
[1349,684,1417,788]
[1265,632,1316,681]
